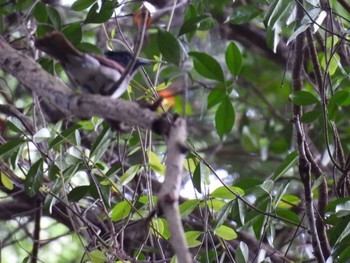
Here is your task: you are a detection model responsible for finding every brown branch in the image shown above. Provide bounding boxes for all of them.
[304,28,331,258]
[292,1,325,262]
[304,143,331,258]
[31,199,42,263]
[306,29,324,97]
[157,118,191,263]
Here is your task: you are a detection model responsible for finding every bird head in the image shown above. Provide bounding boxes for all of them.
[104,51,150,74]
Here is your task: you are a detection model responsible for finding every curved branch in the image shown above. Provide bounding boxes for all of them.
[157,118,191,263]
[292,1,325,262]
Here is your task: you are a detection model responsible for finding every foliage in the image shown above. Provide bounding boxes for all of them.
[1,0,350,262]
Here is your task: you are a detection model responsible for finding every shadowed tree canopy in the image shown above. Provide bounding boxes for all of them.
[1,0,350,262]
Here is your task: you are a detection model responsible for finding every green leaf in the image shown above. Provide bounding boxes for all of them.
[210,186,244,199]
[278,194,301,209]
[320,53,340,76]
[272,150,298,180]
[276,209,300,225]
[105,164,120,179]
[36,24,54,37]
[148,150,166,175]
[38,57,55,74]
[9,148,20,170]
[48,164,60,180]
[207,199,227,212]
[7,117,24,133]
[178,14,211,36]
[179,199,200,218]
[189,51,225,82]
[62,23,82,45]
[237,199,246,225]
[207,83,227,109]
[236,242,249,263]
[301,109,322,123]
[312,174,327,191]
[84,0,117,24]
[290,91,319,106]
[328,99,339,121]
[49,123,81,149]
[197,17,216,31]
[336,245,350,263]
[17,0,32,11]
[264,0,295,50]
[253,214,266,239]
[185,231,202,248]
[68,185,90,202]
[241,126,259,152]
[228,5,262,25]
[25,159,44,197]
[273,183,289,209]
[263,0,294,28]
[184,156,197,173]
[259,180,274,194]
[138,195,157,205]
[1,172,14,190]
[329,89,350,107]
[334,202,350,217]
[226,42,243,76]
[89,126,111,160]
[215,225,237,240]
[158,29,181,66]
[33,128,51,143]
[90,177,111,208]
[270,138,289,154]
[119,165,142,185]
[215,95,235,138]
[326,36,339,50]
[266,27,280,53]
[287,8,323,45]
[33,2,48,23]
[151,218,166,238]
[88,250,106,263]
[192,162,202,193]
[214,201,234,229]
[0,138,26,157]
[46,5,61,29]
[71,0,96,11]
[111,201,131,221]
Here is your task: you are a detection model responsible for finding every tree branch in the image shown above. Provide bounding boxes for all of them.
[157,118,191,263]
[292,1,325,262]
[31,199,42,263]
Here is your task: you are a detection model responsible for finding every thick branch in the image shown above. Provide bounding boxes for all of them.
[292,1,325,262]
[157,118,191,263]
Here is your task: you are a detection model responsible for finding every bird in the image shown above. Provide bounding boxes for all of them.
[34,31,149,98]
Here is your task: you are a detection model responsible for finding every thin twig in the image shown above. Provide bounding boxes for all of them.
[30,199,42,263]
